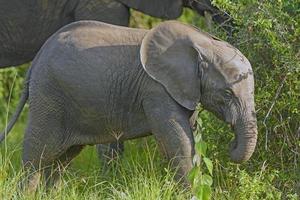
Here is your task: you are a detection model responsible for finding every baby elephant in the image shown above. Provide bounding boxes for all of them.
[0,20,257,189]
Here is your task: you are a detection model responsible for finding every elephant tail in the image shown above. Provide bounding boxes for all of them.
[0,67,32,143]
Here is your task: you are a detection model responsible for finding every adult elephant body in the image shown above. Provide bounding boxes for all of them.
[0,0,129,68]
[0,21,257,189]
[0,0,228,68]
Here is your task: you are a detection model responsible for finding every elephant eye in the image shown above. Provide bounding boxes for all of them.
[224,89,233,99]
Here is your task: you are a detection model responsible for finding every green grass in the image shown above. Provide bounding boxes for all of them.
[1,115,298,199]
[0,122,191,200]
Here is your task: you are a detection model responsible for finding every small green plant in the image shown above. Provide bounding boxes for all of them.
[188,105,213,200]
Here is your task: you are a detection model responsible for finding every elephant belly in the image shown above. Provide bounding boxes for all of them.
[74,105,152,143]
[27,80,152,147]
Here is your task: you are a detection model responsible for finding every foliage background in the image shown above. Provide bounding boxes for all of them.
[0,0,299,199]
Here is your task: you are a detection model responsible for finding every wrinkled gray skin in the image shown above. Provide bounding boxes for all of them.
[0,21,257,189]
[0,0,229,68]
[0,0,230,162]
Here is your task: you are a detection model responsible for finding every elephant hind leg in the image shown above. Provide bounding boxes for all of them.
[57,145,84,166]
[43,145,84,188]
[22,122,82,192]
[22,143,84,192]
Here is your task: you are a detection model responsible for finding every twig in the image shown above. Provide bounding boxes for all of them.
[295,127,300,169]
[263,74,287,151]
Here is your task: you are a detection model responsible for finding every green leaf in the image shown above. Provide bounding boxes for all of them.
[195,184,212,200]
[188,167,201,185]
[194,133,202,143]
[202,174,213,186]
[195,141,207,156]
[203,157,213,176]
[193,154,201,166]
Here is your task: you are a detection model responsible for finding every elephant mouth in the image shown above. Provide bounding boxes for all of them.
[229,125,238,150]
[230,136,238,151]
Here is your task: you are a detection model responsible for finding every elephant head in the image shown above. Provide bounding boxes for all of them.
[140,21,257,163]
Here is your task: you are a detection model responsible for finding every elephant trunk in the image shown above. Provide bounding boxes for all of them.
[185,0,230,24]
[230,117,257,163]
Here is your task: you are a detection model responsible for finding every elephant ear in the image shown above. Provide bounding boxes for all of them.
[118,0,183,19]
[140,21,202,110]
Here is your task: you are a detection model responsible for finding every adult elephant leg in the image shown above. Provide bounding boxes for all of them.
[143,98,195,184]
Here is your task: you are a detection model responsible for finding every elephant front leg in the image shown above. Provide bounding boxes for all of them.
[143,100,195,184]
